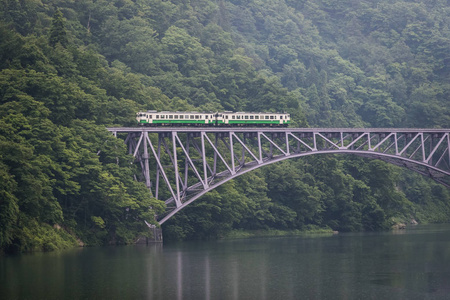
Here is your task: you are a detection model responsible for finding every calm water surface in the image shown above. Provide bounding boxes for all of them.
[1,224,450,299]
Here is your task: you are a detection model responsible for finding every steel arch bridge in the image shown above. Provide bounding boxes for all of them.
[107,127,450,225]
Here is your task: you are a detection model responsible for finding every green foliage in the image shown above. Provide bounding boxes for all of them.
[6,218,78,253]
[49,9,68,47]
[0,161,19,247]
[0,8,166,252]
[0,0,449,249]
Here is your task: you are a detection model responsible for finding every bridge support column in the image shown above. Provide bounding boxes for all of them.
[135,227,163,244]
[143,132,151,191]
[152,227,163,243]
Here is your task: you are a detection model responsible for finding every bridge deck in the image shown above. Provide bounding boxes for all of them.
[108,127,449,133]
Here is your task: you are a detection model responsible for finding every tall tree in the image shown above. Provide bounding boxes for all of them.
[49,9,68,47]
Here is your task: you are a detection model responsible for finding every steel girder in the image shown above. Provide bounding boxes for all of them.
[108,128,450,224]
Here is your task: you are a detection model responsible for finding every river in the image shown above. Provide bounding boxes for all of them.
[1,224,450,299]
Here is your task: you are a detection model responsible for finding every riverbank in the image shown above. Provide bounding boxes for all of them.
[223,226,337,239]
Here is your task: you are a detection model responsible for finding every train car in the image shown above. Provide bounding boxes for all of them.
[136,111,216,126]
[136,111,290,127]
[219,111,290,127]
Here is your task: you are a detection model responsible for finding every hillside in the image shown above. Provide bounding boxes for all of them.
[0,0,449,251]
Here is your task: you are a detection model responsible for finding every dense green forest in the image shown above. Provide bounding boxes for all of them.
[0,0,449,252]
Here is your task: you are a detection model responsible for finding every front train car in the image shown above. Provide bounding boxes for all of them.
[219,112,290,127]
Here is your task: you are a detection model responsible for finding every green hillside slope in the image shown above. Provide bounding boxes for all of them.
[0,0,449,251]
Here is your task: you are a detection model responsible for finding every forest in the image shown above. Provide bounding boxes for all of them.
[0,0,449,252]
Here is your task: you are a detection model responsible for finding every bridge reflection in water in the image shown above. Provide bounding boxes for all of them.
[107,127,450,224]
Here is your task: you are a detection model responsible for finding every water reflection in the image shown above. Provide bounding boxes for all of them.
[159,226,450,300]
[1,225,450,299]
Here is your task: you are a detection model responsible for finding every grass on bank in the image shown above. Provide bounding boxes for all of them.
[3,220,79,254]
[223,226,336,239]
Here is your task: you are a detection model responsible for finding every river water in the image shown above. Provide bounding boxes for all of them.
[1,224,450,300]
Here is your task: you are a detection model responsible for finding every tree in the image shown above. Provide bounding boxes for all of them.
[49,9,68,47]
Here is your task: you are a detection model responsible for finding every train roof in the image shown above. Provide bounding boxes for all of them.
[140,111,214,114]
[139,111,289,114]
[223,111,289,114]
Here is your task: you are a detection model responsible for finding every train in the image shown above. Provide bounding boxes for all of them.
[136,111,290,127]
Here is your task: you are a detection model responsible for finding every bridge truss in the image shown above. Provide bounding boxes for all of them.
[107,127,450,224]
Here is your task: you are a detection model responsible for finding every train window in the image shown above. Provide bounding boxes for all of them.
[225,116,228,119]
[232,116,235,119]
[237,116,240,119]
[255,116,259,119]
[245,116,249,119]
[149,115,152,119]
[265,116,269,119]
[206,115,208,119]
[169,115,173,118]
[156,115,159,119]
[195,115,200,119]
[190,115,194,119]
[250,116,254,119]
[161,115,165,119]
[174,115,178,119]
[270,116,274,119]
[180,115,184,119]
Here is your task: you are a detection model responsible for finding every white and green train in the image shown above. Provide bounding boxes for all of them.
[136,111,290,127]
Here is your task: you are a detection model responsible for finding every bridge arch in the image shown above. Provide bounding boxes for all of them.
[107,127,450,224]
[158,150,449,224]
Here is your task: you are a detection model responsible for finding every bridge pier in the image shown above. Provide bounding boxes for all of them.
[135,226,163,244]
[152,227,163,243]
